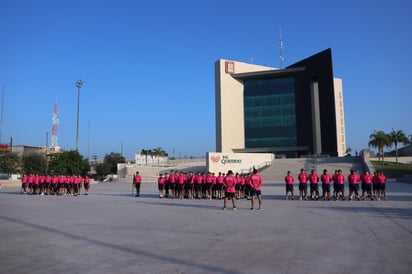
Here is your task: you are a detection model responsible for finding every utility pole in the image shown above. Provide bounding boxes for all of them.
[75,79,84,151]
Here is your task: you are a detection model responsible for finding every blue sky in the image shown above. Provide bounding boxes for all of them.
[1,0,411,160]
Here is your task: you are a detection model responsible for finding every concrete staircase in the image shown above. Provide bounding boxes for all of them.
[260,156,365,182]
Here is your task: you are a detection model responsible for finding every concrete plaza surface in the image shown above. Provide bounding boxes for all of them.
[0,180,411,274]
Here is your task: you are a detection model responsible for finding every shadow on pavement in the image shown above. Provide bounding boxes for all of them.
[0,215,242,274]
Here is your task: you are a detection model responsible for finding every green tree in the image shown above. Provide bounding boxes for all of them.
[152,147,168,165]
[389,129,409,164]
[95,162,111,176]
[22,153,47,175]
[103,152,125,174]
[368,130,391,164]
[0,152,21,175]
[141,149,152,166]
[48,150,90,175]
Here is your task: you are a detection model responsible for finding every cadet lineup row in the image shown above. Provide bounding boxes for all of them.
[20,174,91,196]
[284,169,387,201]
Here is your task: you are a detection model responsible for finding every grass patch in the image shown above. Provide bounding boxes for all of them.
[371,161,412,178]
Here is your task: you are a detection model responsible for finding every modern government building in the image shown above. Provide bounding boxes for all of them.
[215,48,346,157]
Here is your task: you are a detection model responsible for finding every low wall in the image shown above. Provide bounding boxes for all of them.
[370,157,412,165]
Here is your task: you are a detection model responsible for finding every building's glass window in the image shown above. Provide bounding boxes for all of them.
[244,77,297,148]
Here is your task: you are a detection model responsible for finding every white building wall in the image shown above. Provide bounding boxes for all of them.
[215,60,276,153]
[334,78,346,156]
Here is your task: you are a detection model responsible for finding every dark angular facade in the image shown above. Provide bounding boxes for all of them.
[233,48,339,157]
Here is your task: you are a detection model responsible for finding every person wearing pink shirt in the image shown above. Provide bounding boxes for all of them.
[205,172,214,200]
[28,174,35,194]
[309,169,320,200]
[33,174,40,195]
[133,171,142,197]
[360,170,373,200]
[321,169,332,201]
[377,170,387,201]
[158,173,166,198]
[39,175,46,196]
[223,170,237,210]
[51,175,59,195]
[249,168,263,210]
[284,171,294,200]
[164,173,170,198]
[59,175,66,195]
[298,168,308,200]
[73,175,82,196]
[334,169,345,201]
[21,173,28,194]
[44,174,52,195]
[216,172,225,200]
[176,172,186,199]
[186,171,195,199]
[235,173,241,200]
[66,176,73,196]
[194,172,203,199]
[84,176,91,195]
[168,171,176,199]
[239,174,246,199]
[348,170,360,201]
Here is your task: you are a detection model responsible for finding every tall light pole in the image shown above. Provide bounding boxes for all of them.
[75,79,84,151]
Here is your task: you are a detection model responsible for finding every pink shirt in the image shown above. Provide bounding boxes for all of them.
[285,175,294,185]
[195,175,204,184]
[361,174,372,184]
[309,173,319,184]
[298,173,308,183]
[224,175,236,193]
[250,174,262,190]
[336,174,345,185]
[348,174,360,184]
[321,174,332,184]
[168,174,176,184]
[177,174,186,184]
[134,175,142,184]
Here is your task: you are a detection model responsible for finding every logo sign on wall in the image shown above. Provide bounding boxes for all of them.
[211,155,242,165]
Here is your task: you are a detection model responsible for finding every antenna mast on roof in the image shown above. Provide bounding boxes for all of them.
[279,28,284,69]
[0,84,5,143]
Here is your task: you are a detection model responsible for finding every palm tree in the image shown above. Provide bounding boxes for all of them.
[140,149,153,166]
[152,147,168,165]
[368,130,391,164]
[389,129,409,164]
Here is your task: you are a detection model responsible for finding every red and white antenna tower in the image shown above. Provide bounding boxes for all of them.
[51,102,59,147]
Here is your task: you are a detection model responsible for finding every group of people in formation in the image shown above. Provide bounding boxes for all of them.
[20,174,91,196]
[133,168,263,210]
[284,168,387,201]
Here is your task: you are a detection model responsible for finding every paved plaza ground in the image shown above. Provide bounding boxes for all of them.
[1,179,411,274]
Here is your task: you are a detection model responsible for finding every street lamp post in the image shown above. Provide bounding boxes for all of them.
[75,79,84,151]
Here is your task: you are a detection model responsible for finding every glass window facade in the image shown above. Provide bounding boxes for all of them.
[244,77,297,148]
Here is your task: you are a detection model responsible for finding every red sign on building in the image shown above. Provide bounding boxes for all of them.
[225,61,235,74]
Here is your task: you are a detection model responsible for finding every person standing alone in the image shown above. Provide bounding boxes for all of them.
[133,171,142,197]
[249,168,263,210]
